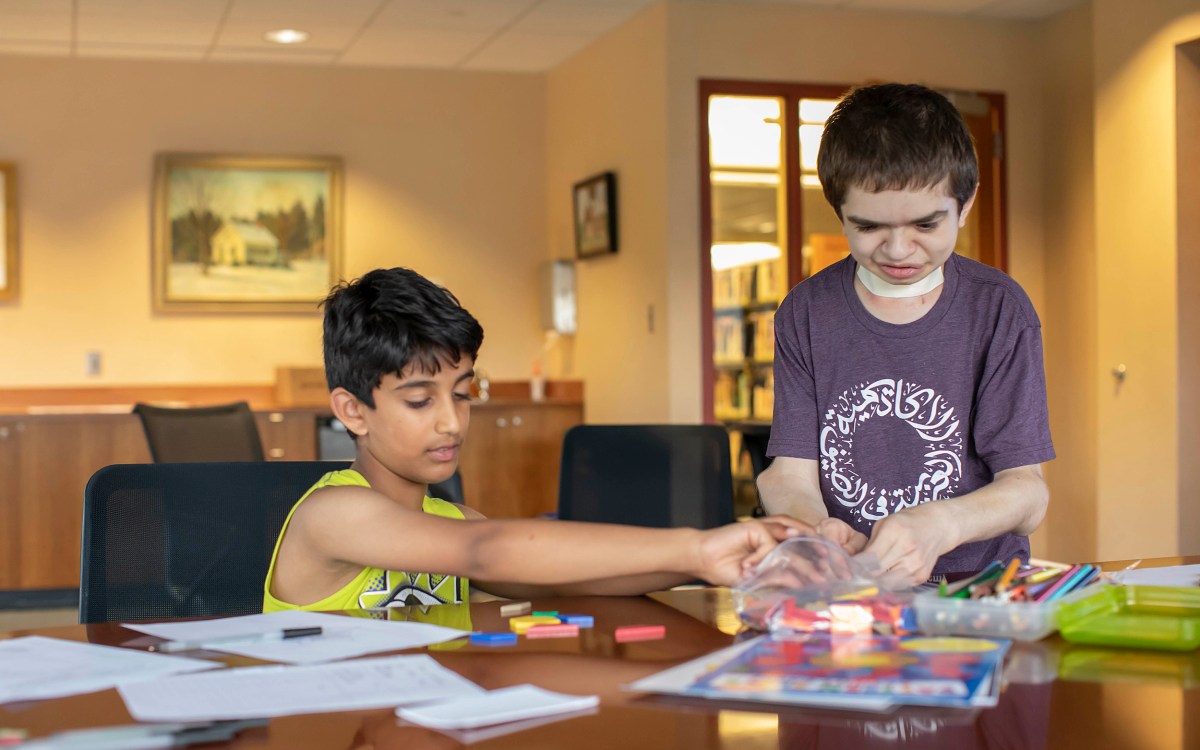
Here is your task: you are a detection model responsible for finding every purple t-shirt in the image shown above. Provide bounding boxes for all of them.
[767,253,1055,577]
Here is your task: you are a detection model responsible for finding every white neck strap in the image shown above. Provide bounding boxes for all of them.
[856,264,945,298]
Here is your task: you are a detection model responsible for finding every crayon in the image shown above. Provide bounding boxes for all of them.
[995,557,1022,593]
[943,560,1003,598]
[1034,564,1082,602]
[1046,564,1094,602]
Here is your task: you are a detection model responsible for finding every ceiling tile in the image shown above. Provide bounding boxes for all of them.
[77,0,227,46]
[339,27,492,68]
[0,0,71,42]
[215,0,381,50]
[462,31,594,72]
[372,0,535,33]
[512,1,648,35]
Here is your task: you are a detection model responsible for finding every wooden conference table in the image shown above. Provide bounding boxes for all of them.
[3,557,1199,750]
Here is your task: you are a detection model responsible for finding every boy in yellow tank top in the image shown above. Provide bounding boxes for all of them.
[264,268,809,612]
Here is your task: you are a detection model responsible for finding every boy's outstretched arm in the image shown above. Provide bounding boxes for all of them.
[757,457,867,554]
[294,486,810,591]
[861,463,1050,585]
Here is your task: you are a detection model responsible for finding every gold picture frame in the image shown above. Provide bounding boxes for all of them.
[152,153,343,313]
[0,162,17,302]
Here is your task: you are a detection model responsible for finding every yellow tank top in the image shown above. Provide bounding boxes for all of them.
[263,469,469,613]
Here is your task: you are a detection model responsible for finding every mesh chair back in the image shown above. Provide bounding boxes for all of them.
[133,401,265,463]
[557,425,735,529]
[428,470,465,505]
[79,461,349,624]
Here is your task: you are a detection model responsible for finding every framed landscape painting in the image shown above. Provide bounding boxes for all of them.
[0,162,16,302]
[152,153,343,313]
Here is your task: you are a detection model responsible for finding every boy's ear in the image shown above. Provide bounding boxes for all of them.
[329,387,369,437]
[958,183,980,227]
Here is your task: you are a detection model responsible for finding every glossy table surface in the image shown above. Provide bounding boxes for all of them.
[3,557,1199,749]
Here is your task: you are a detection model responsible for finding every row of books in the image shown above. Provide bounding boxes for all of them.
[714,311,775,362]
[714,370,773,421]
[713,258,786,308]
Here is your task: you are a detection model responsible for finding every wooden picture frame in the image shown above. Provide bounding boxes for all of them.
[573,171,617,259]
[0,163,17,302]
[152,153,343,313]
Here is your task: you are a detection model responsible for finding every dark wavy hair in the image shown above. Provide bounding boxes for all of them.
[817,83,978,219]
[322,268,484,409]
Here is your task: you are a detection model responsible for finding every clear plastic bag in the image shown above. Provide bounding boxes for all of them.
[731,534,915,635]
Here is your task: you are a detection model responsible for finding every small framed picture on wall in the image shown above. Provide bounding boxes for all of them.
[573,171,617,259]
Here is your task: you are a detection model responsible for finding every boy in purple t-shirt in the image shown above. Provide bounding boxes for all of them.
[759,83,1054,586]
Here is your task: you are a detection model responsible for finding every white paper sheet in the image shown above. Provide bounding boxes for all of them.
[0,636,218,704]
[119,654,484,722]
[414,708,601,745]
[396,685,599,730]
[1115,564,1200,588]
[123,610,468,664]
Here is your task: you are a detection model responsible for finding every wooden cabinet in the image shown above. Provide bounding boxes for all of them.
[459,401,583,519]
[0,414,150,590]
[255,410,318,461]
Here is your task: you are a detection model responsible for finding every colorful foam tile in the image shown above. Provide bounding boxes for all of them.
[615,624,666,643]
[525,624,580,639]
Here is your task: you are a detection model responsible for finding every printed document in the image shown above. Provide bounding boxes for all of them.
[0,636,217,704]
[123,610,467,664]
[119,654,483,721]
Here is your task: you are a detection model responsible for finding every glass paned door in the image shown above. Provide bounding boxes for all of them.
[708,96,786,423]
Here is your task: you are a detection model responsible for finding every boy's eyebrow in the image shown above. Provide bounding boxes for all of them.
[846,210,949,227]
[394,370,476,390]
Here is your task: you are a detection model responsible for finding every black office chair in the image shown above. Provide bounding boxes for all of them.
[429,471,465,506]
[556,424,735,529]
[133,401,265,463]
[79,460,349,624]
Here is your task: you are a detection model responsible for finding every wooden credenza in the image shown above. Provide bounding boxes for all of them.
[0,388,582,592]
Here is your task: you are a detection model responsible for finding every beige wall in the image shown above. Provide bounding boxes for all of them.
[1038,3,1098,562]
[1093,0,1200,559]
[0,56,547,387]
[545,4,671,423]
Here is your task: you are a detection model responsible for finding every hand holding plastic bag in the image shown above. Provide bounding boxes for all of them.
[731,534,915,634]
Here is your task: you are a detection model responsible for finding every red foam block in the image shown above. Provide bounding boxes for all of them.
[615,624,666,643]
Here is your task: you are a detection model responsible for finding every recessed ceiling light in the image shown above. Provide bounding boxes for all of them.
[263,29,309,45]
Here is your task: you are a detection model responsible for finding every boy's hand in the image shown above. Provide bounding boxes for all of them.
[814,517,868,554]
[691,518,807,586]
[860,509,946,586]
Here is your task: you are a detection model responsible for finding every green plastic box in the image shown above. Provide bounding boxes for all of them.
[1057,585,1200,651]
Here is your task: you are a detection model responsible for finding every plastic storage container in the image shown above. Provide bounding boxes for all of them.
[913,585,1100,642]
[1057,585,1200,651]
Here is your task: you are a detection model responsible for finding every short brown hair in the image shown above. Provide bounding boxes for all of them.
[817,83,978,219]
